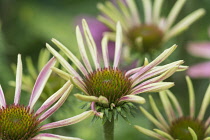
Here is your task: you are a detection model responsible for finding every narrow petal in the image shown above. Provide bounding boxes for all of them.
[91,102,104,118]
[130,45,177,81]
[197,84,210,121]
[75,26,93,73]
[28,57,56,112]
[46,44,82,80]
[52,38,88,76]
[39,110,95,131]
[102,36,109,67]
[188,127,198,140]
[142,0,152,23]
[187,42,210,59]
[149,95,169,130]
[159,91,176,124]
[70,76,88,95]
[52,67,71,81]
[35,81,72,115]
[126,0,141,25]
[186,76,195,118]
[119,95,145,104]
[187,62,210,78]
[74,94,98,102]
[134,125,164,139]
[14,54,22,105]
[164,9,205,41]
[113,22,123,68]
[140,106,168,131]
[153,0,164,23]
[153,129,174,140]
[32,133,82,140]
[0,85,6,108]
[165,0,186,31]
[38,85,73,122]
[166,90,183,117]
[82,19,100,69]
[131,82,174,95]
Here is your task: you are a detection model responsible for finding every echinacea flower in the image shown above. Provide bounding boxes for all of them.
[135,76,210,140]
[97,0,205,56]
[0,54,95,140]
[187,28,210,78]
[46,20,186,122]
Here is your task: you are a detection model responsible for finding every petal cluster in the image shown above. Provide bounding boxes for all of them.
[135,76,210,140]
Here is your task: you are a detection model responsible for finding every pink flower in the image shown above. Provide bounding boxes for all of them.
[187,29,210,78]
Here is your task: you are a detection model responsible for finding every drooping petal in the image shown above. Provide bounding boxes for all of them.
[187,62,210,78]
[38,84,73,122]
[0,85,6,108]
[119,95,145,104]
[39,110,95,131]
[52,67,71,81]
[188,127,198,140]
[28,57,56,112]
[153,129,174,140]
[187,42,210,59]
[74,94,98,102]
[32,133,82,140]
[14,54,22,105]
[35,81,72,116]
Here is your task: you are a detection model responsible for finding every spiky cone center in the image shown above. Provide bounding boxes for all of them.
[0,104,40,140]
[169,117,206,140]
[83,67,132,107]
[127,24,163,53]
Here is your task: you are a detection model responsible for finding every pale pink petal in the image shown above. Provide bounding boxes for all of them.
[35,81,71,116]
[91,102,103,118]
[14,54,22,105]
[28,57,56,112]
[39,110,94,131]
[38,85,73,122]
[119,95,145,104]
[187,62,210,78]
[187,42,210,59]
[0,85,6,108]
[32,133,82,140]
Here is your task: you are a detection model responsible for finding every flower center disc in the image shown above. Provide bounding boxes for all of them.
[169,117,205,140]
[0,104,40,140]
[127,24,163,53]
[83,68,132,105]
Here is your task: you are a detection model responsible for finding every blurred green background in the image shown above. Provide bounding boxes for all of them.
[0,0,209,139]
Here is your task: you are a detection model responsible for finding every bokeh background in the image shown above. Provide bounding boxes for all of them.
[0,0,209,139]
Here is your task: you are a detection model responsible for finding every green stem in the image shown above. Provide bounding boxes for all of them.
[103,117,114,140]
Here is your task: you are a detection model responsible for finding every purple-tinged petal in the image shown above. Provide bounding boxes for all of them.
[0,85,6,108]
[32,133,82,140]
[187,62,210,78]
[119,95,145,104]
[28,57,56,112]
[14,54,22,105]
[38,84,73,122]
[187,42,210,59]
[39,110,95,131]
[113,22,123,68]
[35,81,71,116]
[91,102,104,118]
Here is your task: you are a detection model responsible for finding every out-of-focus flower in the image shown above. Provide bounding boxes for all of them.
[135,76,210,140]
[97,0,205,57]
[0,54,95,140]
[187,28,210,78]
[46,20,186,122]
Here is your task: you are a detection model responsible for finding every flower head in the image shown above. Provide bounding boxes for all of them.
[97,0,205,55]
[135,76,210,140]
[187,27,210,78]
[46,20,186,121]
[0,54,95,140]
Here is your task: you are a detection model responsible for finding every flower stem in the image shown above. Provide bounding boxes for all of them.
[103,117,114,140]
